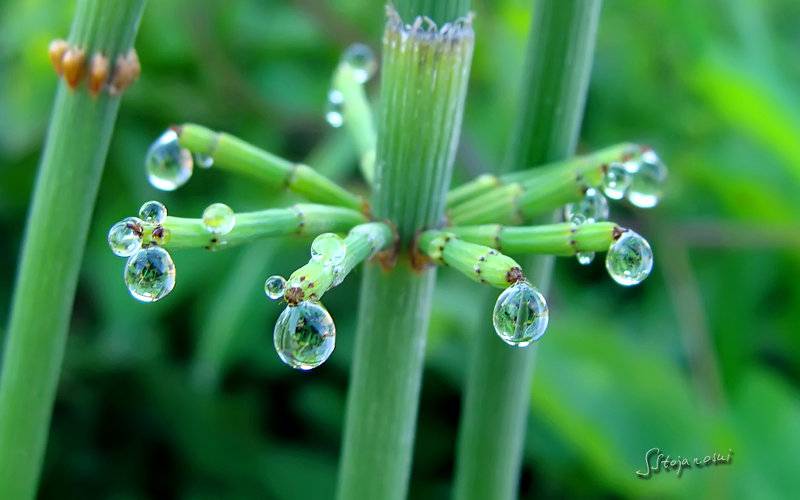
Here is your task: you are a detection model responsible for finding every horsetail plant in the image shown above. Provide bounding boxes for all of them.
[0,1,145,498]
[96,1,665,499]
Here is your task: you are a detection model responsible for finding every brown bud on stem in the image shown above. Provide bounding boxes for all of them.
[62,47,86,88]
[110,49,141,95]
[88,53,109,96]
[48,39,69,75]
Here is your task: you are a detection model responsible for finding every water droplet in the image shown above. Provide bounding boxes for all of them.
[264,275,287,301]
[602,162,631,200]
[145,129,193,191]
[492,281,549,347]
[202,203,236,235]
[311,233,347,266]
[108,217,143,257]
[576,251,595,266]
[342,43,377,84]
[274,301,336,370]
[605,230,653,286]
[194,152,214,169]
[138,200,167,224]
[325,89,344,128]
[626,150,667,208]
[564,188,609,224]
[124,246,176,302]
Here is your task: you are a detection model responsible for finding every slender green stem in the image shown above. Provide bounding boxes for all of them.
[334,64,377,183]
[177,123,364,210]
[337,3,473,499]
[453,1,602,499]
[0,2,145,498]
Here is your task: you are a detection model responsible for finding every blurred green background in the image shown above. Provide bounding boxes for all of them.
[2,0,800,498]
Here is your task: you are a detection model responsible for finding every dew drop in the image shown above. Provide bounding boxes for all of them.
[605,230,653,286]
[138,200,167,224]
[194,152,214,169]
[342,43,377,84]
[124,246,176,302]
[325,89,345,128]
[602,162,631,200]
[311,233,347,266]
[145,129,193,191]
[564,188,609,224]
[264,275,287,301]
[274,301,336,370]
[626,150,667,208]
[576,251,595,266]
[202,203,236,235]
[492,281,549,347]
[108,217,144,257]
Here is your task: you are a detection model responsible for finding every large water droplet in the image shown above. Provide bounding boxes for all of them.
[264,275,287,301]
[145,129,193,191]
[342,43,377,84]
[492,281,549,347]
[108,217,143,257]
[138,200,167,224]
[311,233,347,266]
[605,230,653,286]
[564,188,609,224]
[602,162,631,200]
[202,203,236,235]
[194,152,214,169]
[124,246,176,302]
[626,150,667,208]
[325,90,344,128]
[274,301,336,370]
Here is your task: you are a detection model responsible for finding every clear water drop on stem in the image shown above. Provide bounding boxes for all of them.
[576,251,595,266]
[194,152,214,169]
[202,203,236,235]
[626,150,667,208]
[342,43,377,84]
[264,275,287,301]
[311,233,347,266]
[325,89,345,128]
[138,200,167,224]
[605,230,653,286]
[145,129,193,191]
[274,301,336,370]
[124,246,176,302]
[108,217,144,257]
[492,281,549,347]
[564,188,609,224]
[602,162,631,200]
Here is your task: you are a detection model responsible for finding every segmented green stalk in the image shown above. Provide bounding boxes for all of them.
[336,3,473,499]
[177,123,363,210]
[453,1,603,499]
[0,2,146,498]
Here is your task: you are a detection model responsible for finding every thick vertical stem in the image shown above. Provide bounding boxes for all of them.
[453,2,602,499]
[337,4,473,499]
[0,2,145,498]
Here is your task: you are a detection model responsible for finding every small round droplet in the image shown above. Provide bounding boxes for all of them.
[342,43,377,84]
[264,275,287,301]
[605,230,653,286]
[576,251,595,266]
[626,150,667,208]
[145,129,193,191]
[108,217,143,257]
[138,200,167,224]
[602,162,631,200]
[202,203,236,235]
[311,233,347,266]
[492,281,549,347]
[124,246,176,302]
[274,301,336,370]
[564,188,609,224]
[194,152,214,169]
[325,90,344,128]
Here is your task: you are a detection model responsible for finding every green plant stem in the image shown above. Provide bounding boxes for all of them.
[453,1,602,499]
[0,2,146,498]
[336,3,473,499]
[417,232,522,288]
[178,123,364,210]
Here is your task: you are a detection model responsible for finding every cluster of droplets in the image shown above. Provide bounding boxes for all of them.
[601,148,667,208]
[145,129,215,192]
[491,280,549,347]
[564,187,609,265]
[108,201,176,302]
[325,43,377,128]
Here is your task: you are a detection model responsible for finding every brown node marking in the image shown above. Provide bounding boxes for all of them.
[88,53,109,97]
[612,225,626,241]
[109,49,140,95]
[285,286,305,305]
[48,39,69,75]
[152,226,165,240]
[505,266,524,284]
[62,47,86,88]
